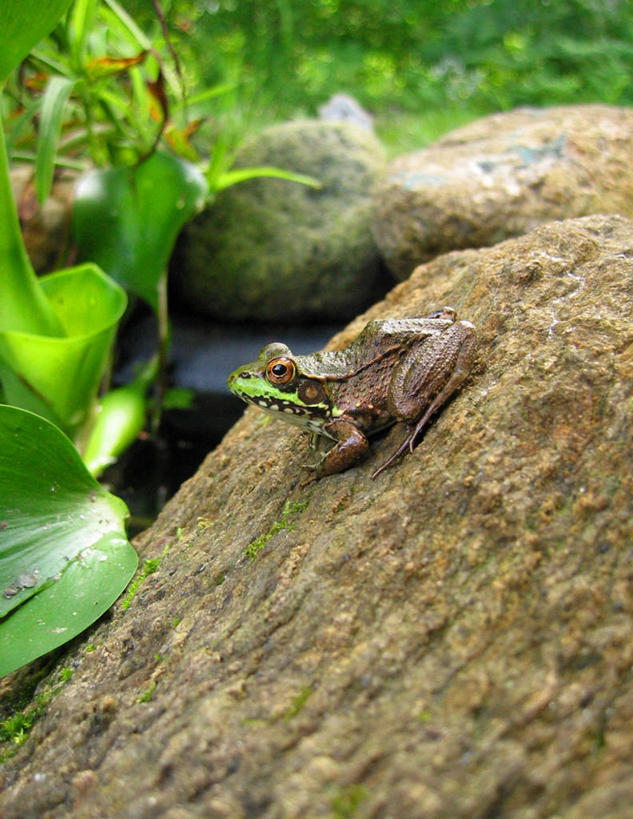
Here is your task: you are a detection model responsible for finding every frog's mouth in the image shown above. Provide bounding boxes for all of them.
[247,393,306,414]
[240,393,332,434]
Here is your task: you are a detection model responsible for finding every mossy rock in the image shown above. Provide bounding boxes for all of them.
[174,120,386,322]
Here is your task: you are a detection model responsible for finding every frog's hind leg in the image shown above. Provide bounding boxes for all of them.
[372,320,477,479]
[405,322,477,452]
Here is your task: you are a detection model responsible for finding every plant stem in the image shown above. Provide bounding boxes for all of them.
[151,272,171,433]
[0,106,62,336]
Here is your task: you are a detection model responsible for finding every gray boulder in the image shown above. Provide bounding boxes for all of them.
[373,104,633,279]
[175,120,386,322]
[2,215,633,817]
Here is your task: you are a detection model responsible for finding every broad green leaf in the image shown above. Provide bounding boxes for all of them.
[0,0,74,85]
[72,152,208,310]
[211,166,322,194]
[0,404,129,616]
[0,405,136,676]
[0,264,127,436]
[35,75,76,204]
[0,536,137,677]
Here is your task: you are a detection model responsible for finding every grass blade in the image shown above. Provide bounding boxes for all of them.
[212,165,321,193]
[35,75,76,204]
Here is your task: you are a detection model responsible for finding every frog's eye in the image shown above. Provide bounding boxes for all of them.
[266,356,295,385]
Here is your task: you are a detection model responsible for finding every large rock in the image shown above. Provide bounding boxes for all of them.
[373,104,633,279]
[2,215,633,817]
[175,120,387,322]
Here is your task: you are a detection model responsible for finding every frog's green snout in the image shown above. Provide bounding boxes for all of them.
[227,368,250,393]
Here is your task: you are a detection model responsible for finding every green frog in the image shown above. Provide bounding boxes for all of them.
[227,307,477,479]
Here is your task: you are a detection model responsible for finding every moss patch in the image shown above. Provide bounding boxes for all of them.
[122,543,170,610]
[0,669,71,763]
[244,499,308,562]
[331,784,369,818]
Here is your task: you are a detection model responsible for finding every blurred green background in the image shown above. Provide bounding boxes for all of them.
[128,0,633,154]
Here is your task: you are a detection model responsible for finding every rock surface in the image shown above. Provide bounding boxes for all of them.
[174,120,387,322]
[373,104,633,279]
[2,214,633,817]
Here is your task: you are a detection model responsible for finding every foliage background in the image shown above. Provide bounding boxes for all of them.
[125,0,633,153]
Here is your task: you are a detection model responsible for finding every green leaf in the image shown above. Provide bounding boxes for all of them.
[35,75,76,204]
[0,405,136,677]
[82,384,147,477]
[101,0,152,51]
[0,108,63,338]
[170,83,237,115]
[0,263,127,436]
[0,0,74,85]
[211,165,322,194]
[0,539,136,677]
[82,358,157,477]
[68,0,99,66]
[162,386,194,411]
[72,152,208,310]
[4,97,42,156]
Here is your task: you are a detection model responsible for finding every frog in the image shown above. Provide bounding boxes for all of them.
[226,307,477,479]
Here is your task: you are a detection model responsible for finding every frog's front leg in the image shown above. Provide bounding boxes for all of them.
[309,417,370,477]
[373,319,477,478]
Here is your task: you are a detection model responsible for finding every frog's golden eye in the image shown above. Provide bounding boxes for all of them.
[266,356,295,385]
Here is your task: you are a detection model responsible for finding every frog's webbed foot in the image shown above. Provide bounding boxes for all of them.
[370,406,442,478]
[371,398,448,478]
[298,468,319,487]
[370,395,447,478]
[371,428,414,479]
[303,418,369,479]
[302,448,326,472]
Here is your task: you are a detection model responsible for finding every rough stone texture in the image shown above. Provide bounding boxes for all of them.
[372,104,633,279]
[2,214,633,817]
[10,166,79,273]
[174,120,387,322]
